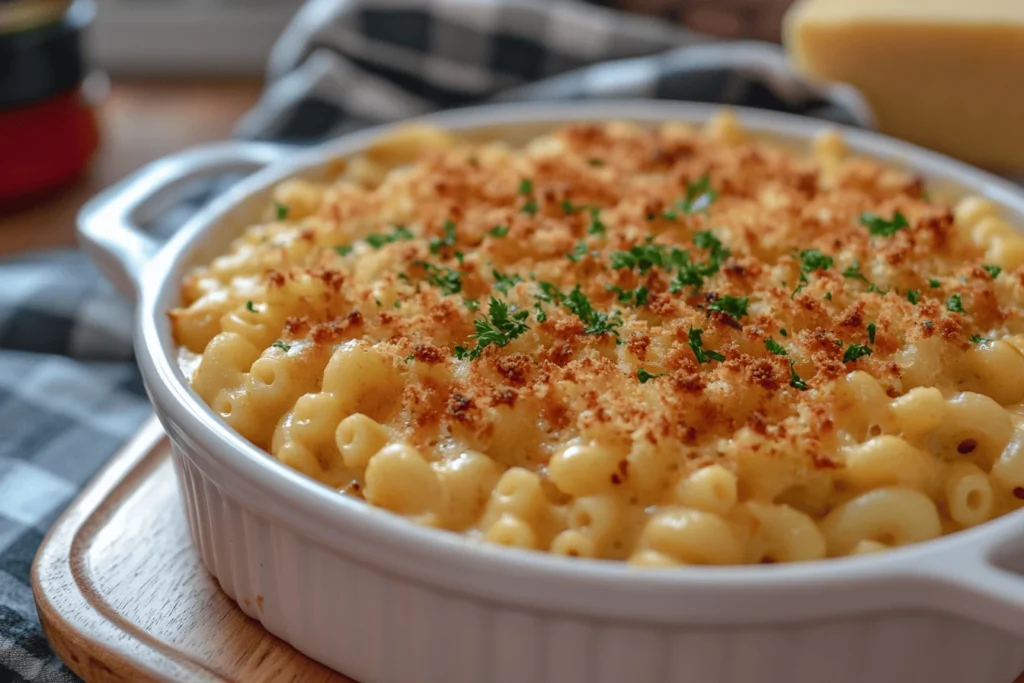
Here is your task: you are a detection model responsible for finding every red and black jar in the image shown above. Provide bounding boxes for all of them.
[0,0,99,206]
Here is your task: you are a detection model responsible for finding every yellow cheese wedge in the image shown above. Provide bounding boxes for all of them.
[784,0,1024,170]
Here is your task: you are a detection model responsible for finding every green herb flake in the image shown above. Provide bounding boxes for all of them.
[274,203,288,220]
[606,285,649,307]
[564,286,621,336]
[789,360,808,391]
[867,322,877,344]
[842,260,869,284]
[366,225,415,249]
[780,328,789,337]
[272,341,291,352]
[521,198,539,216]
[688,327,725,364]
[560,200,577,215]
[566,241,590,263]
[533,303,547,322]
[947,294,965,313]
[464,298,479,312]
[929,279,941,288]
[907,289,920,305]
[414,260,462,296]
[489,224,510,238]
[970,334,991,344]
[764,339,787,356]
[843,343,873,363]
[429,220,457,254]
[454,297,530,360]
[334,244,353,256]
[824,292,833,301]
[637,368,667,384]
[588,158,604,167]
[860,211,909,237]
[682,174,718,215]
[245,300,257,313]
[492,269,523,294]
[536,281,564,304]
[519,179,533,196]
[587,207,607,236]
[983,264,1002,279]
[708,295,749,320]
[800,249,834,273]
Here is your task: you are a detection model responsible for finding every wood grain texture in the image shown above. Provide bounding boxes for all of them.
[0,79,261,256]
[31,417,1024,683]
[31,417,353,683]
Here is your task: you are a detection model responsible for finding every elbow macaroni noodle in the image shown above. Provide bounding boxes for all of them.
[171,114,1024,566]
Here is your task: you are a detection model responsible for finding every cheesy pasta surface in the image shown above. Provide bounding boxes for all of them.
[171,114,1024,565]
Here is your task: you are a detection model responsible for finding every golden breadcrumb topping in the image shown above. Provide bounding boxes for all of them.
[169,117,1024,563]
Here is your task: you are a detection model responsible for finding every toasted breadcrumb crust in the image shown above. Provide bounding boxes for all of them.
[172,119,1022,506]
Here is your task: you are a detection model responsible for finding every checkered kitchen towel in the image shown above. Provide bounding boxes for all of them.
[0,1,872,680]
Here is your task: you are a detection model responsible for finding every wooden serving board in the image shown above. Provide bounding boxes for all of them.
[30,417,1024,683]
[31,417,353,682]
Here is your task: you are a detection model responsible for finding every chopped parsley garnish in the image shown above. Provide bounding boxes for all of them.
[464,298,479,311]
[860,211,909,237]
[780,328,788,337]
[492,269,523,294]
[394,300,402,309]
[521,199,539,216]
[404,354,414,362]
[366,225,414,249]
[842,260,869,283]
[947,294,964,313]
[708,295,749,320]
[637,368,667,383]
[489,224,510,238]
[682,175,718,214]
[560,200,577,214]
[906,289,920,305]
[688,327,725,364]
[536,281,565,304]
[588,158,604,167]
[867,322,877,344]
[970,334,991,344]
[843,343,872,363]
[800,249,834,273]
[694,230,731,264]
[606,285,649,307]
[245,300,257,313]
[983,264,1002,279]
[789,360,808,391]
[929,278,941,288]
[334,244,353,256]
[519,179,533,195]
[533,303,547,322]
[564,285,621,336]
[764,338,787,356]
[414,261,462,295]
[454,297,530,360]
[824,292,833,301]
[429,220,457,254]
[566,241,590,263]
[272,341,291,352]
[274,202,288,220]
[793,249,834,298]
[587,207,607,236]
[611,243,683,274]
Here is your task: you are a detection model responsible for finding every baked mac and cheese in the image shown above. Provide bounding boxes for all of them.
[171,114,1024,565]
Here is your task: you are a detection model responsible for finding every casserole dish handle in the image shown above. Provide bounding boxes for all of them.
[77,141,283,300]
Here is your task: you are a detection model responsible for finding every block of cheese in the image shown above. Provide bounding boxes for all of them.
[784,0,1024,170]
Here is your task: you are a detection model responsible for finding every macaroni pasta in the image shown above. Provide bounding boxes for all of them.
[171,114,1024,565]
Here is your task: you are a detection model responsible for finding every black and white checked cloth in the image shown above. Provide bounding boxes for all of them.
[0,1,872,680]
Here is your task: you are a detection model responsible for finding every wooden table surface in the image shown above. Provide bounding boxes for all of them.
[0,79,262,256]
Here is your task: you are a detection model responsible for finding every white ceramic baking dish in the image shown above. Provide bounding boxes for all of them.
[79,101,1024,683]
